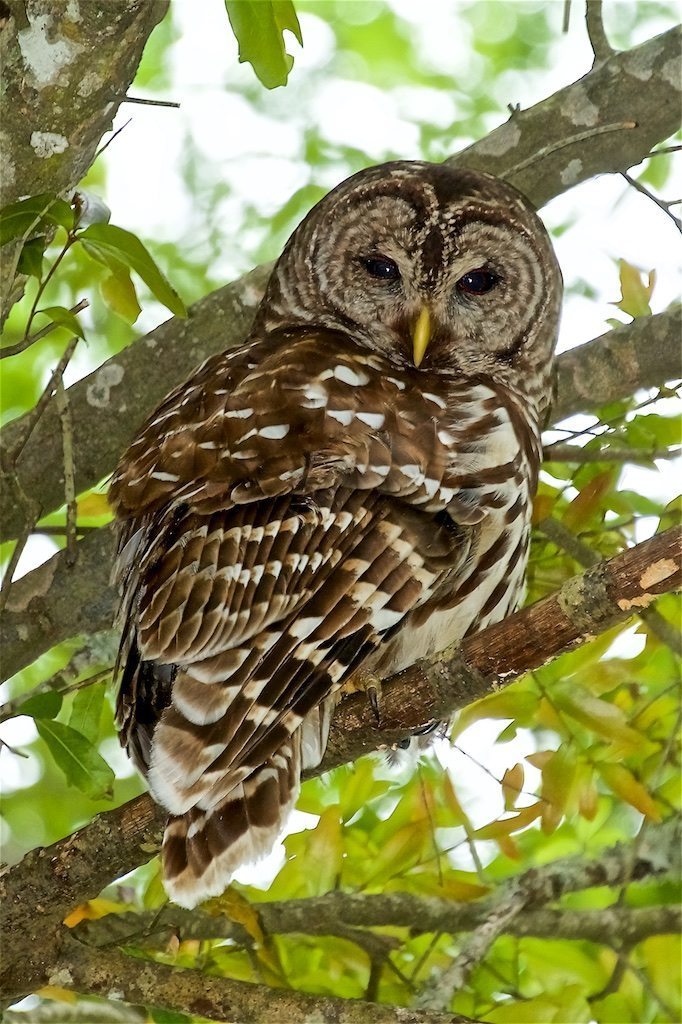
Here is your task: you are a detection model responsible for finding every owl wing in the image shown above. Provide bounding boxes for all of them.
[110,330,476,906]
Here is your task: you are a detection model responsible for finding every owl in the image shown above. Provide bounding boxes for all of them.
[109,161,562,908]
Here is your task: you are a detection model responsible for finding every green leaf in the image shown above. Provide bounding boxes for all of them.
[17,237,46,280]
[79,223,187,318]
[224,0,302,89]
[0,193,73,245]
[100,268,142,324]
[35,305,86,340]
[36,719,114,801]
[15,690,63,720]
[68,682,106,745]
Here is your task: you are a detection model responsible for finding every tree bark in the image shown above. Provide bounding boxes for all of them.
[0,0,168,320]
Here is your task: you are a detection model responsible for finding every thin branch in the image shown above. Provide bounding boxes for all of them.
[7,336,80,465]
[562,0,571,34]
[0,299,88,360]
[75,894,681,953]
[0,666,113,726]
[543,442,680,463]
[647,144,682,157]
[622,171,682,233]
[0,508,38,614]
[504,120,636,179]
[121,95,181,109]
[586,0,615,64]
[55,374,78,566]
[32,525,100,536]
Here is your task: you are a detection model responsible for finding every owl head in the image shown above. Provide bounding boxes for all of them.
[257,161,562,409]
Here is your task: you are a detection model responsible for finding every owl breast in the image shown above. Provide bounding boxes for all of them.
[369,377,540,677]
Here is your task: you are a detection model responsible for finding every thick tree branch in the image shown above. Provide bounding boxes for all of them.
[55,942,477,1024]
[1,23,680,544]
[0,0,168,321]
[3,312,680,686]
[2,529,680,1007]
[552,308,682,422]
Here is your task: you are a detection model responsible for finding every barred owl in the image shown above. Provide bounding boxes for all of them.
[110,161,562,908]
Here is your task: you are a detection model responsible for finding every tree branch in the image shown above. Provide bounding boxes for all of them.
[0,0,168,322]
[2,528,680,1007]
[586,1,615,65]
[3,310,680,686]
[57,941,478,1024]
[77,894,682,952]
[1,23,680,544]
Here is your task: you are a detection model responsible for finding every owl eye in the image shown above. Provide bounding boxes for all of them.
[456,268,499,295]
[361,255,400,281]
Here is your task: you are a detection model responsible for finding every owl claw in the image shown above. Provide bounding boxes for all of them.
[366,680,382,726]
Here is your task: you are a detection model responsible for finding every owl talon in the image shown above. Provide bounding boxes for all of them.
[366,681,382,726]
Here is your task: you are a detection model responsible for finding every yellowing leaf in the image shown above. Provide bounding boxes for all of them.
[452,689,538,738]
[206,888,265,944]
[101,268,141,324]
[526,750,553,771]
[64,898,124,927]
[502,763,525,811]
[36,987,77,1004]
[599,763,661,820]
[442,772,471,828]
[540,746,577,833]
[578,773,599,821]
[440,878,490,901]
[496,834,521,860]
[531,492,556,524]
[563,470,614,530]
[613,258,656,318]
[76,492,111,518]
[554,689,642,752]
[473,801,543,840]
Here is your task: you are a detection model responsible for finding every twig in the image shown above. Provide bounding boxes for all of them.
[416,892,527,1008]
[0,666,113,726]
[586,0,615,64]
[8,336,80,465]
[0,509,38,613]
[0,299,88,360]
[562,0,571,34]
[505,121,636,178]
[543,442,679,463]
[93,118,133,163]
[4,233,77,360]
[32,525,99,536]
[622,171,682,233]
[55,373,78,566]
[647,144,682,157]
[121,95,180,109]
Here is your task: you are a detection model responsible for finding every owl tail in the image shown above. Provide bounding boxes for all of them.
[160,704,331,909]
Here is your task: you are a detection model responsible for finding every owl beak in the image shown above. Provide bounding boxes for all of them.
[412,306,432,368]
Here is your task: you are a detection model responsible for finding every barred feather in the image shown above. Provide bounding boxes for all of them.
[110,161,561,908]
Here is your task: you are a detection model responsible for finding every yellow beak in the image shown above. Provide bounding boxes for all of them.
[412,306,431,368]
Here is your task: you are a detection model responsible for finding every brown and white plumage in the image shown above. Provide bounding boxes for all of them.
[110,161,562,907]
